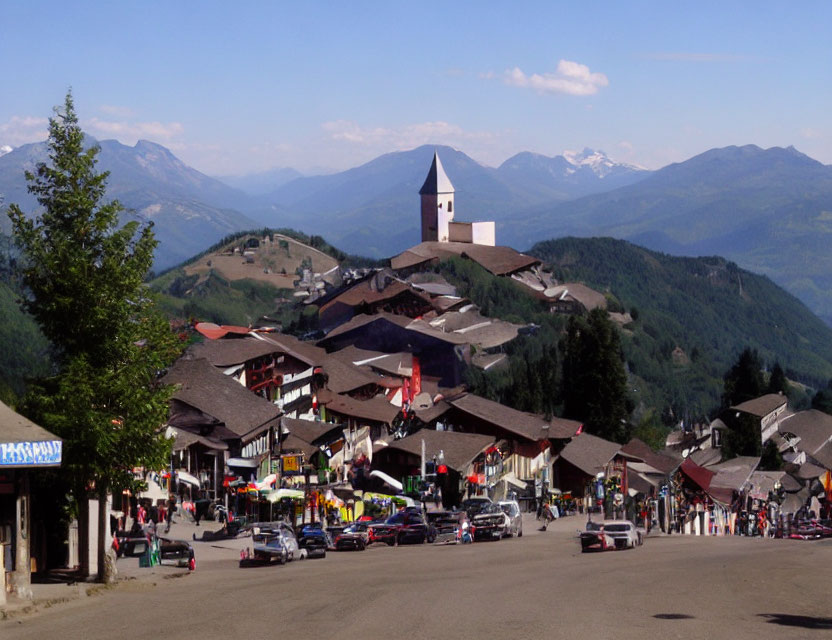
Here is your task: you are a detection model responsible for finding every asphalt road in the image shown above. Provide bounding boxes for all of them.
[4,514,832,639]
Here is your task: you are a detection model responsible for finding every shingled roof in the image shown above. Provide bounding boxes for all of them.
[390,242,539,277]
[280,417,344,446]
[188,336,281,368]
[621,438,679,475]
[778,409,832,455]
[731,393,788,419]
[318,390,401,425]
[163,358,282,441]
[382,430,494,472]
[449,393,580,441]
[558,433,625,476]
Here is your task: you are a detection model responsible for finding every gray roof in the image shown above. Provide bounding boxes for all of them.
[188,336,283,367]
[419,151,454,195]
[381,429,494,472]
[730,393,787,419]
[778,409,832,455]
[709,456,760,492]
[162,358,282,441]
[449,393,579,441]
[557,433,625,476]
[0,400,62,445]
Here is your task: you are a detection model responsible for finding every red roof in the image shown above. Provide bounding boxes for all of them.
[194,322,250,340]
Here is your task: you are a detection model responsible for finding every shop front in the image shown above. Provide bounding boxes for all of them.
[1,401,63,603]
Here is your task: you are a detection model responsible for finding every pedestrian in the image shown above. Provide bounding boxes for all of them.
[165,493,177,533]
[434,484,442,508]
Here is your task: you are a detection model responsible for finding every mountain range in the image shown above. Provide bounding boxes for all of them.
[2,137,832,324]
[0,137,259,268]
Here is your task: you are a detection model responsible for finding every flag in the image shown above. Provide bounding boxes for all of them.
[411,356,421,397]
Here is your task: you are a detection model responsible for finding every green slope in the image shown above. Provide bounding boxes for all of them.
[529,237,832,417]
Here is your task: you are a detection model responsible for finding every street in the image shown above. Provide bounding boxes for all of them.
[3,514,832,639]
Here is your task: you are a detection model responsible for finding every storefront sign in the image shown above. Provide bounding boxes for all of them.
[0,440,62,467]
[281,454,302,476]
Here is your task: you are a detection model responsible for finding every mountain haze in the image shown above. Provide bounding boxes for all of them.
[0,138,259,269]
[505,145,832,324]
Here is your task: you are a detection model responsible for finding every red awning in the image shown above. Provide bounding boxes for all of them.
[195,322,251,340]
[679,458,716,493]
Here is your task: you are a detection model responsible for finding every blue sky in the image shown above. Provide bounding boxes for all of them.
[1,2,830,175]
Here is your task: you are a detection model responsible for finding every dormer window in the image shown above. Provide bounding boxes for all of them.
[448,201,453,213]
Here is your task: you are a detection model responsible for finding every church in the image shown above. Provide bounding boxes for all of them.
[419,151,495,246]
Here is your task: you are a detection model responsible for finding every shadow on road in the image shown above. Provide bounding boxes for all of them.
[757,614,832,629]
[653,613,695,620]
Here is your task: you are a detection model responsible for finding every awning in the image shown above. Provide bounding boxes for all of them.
[265,488,305,503]
[176,470,201,488]
[502,473,527,491]
[369,469,403,491]
[227,457,258,469]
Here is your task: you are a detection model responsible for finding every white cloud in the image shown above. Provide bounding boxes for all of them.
[85,117,184,143]
[0,115,49,146]
[502,60,609,96]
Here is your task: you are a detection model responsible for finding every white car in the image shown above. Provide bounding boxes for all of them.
[580,520,643,551]
[497,500,523,537]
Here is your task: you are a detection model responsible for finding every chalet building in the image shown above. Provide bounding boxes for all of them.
[317,312,471,387]
[371,430,496,507]
[435,393,580,500]
[551,433,642,515]
[420,151,495,245]
[162,358,283,495]
[1,401,62,602]
[189,327,326,417]
[542,282,608,315]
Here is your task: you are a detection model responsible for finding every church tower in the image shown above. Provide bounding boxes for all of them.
[419,151,455,242]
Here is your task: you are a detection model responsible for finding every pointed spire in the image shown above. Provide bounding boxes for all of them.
[419,150,455,195]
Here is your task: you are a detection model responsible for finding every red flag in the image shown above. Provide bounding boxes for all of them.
[411,356,421,397]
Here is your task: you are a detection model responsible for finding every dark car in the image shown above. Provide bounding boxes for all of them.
[333,523,370,551]
[368,511,428,545]
[426,510,467,544]
[297,524,331,558]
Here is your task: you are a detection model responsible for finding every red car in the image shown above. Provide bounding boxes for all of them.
[368,511,428,545]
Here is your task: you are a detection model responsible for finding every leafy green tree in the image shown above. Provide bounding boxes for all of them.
[7,92,180,580]
[560,308,631,442]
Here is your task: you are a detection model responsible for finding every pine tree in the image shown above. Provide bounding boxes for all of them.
[560,308,631,442]
[722,347,765,408]
[8,92,181,581]
[767,362,790,396]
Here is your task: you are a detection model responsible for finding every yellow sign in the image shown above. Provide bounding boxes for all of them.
[282,454,301,475]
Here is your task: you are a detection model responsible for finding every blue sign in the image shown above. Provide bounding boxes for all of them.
[0,440,62,467]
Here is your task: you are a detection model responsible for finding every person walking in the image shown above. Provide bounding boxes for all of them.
[165,493,177,533]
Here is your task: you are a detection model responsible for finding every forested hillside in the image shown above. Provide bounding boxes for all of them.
[529,237,832,416]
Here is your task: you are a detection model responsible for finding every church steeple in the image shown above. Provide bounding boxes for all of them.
[420,150,455,195]
[420,151,455,242]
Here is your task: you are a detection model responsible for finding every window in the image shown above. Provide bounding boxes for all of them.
[447,201,452,213]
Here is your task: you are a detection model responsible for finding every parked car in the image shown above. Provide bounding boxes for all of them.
[159,537,196,570]
[368,511,428,545]
[297,524,331,558]
[579,520,642,552]
[469,502,506,541]
[461,497,493,518]
[241,522,300,565]
[333,523,370,551]
[426,510,468,544]
[498,500,523,537]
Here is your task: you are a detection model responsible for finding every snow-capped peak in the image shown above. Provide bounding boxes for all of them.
[562,147,645,177]
[0,144,13,158]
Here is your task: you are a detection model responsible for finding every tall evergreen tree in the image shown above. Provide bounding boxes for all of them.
[560,308,631,442]
[767,362,790,396]
[812,378,832,415]
[722,347,765,408]
[8,92,181,581]
[721,348,766,458]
